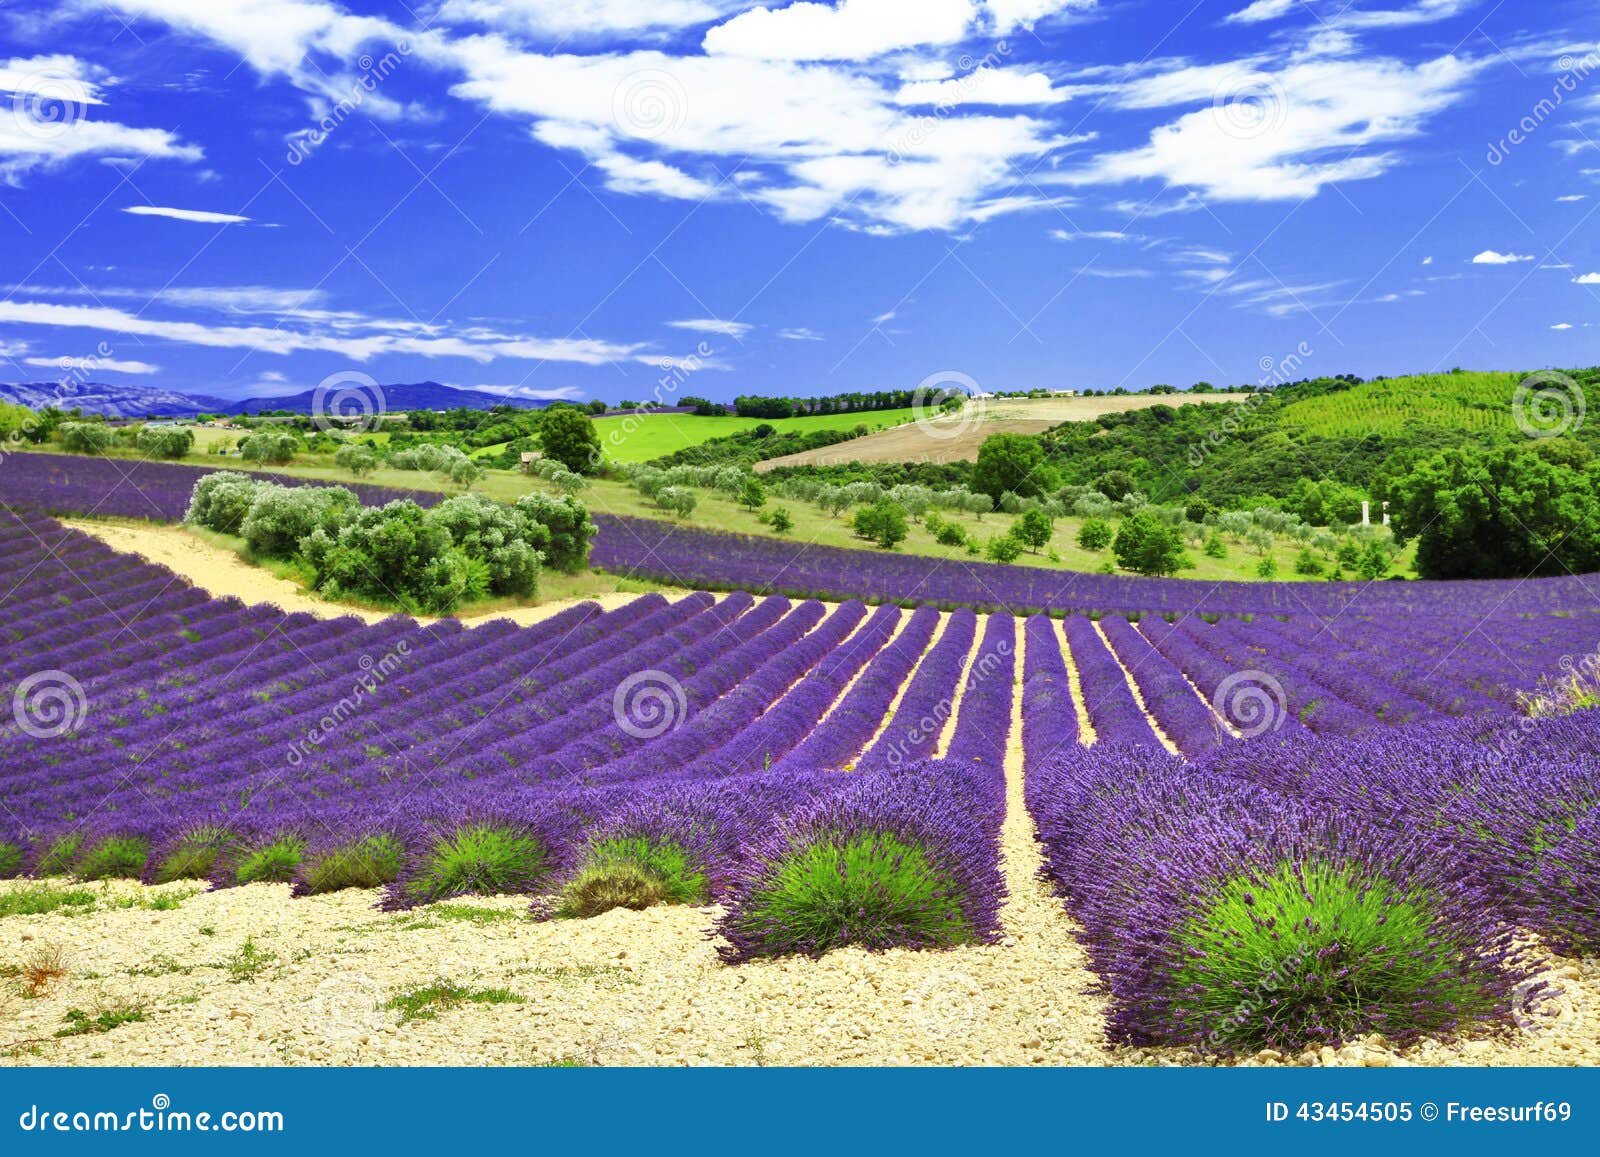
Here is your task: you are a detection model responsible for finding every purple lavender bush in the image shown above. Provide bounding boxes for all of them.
[717,759,1005,961]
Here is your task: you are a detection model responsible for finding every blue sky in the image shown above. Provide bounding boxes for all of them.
[1,0,1598,405]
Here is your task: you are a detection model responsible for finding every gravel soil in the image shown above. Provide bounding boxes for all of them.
[5,524,1594,1068]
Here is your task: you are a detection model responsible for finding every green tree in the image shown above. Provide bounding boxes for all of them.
[657,486,697,519]
[851,499,909,549]
[1389,446,1600,578]
[1256,555,1278,578]
[935,522,967,547]
[739,477,767,511]
[1076,517,1113,551]
[1203,531,1227,559]
[1012,508,1054,553]
[1113,510,1189,577]
[985,534,1024,564]
[1293,548,1324,577]
[334,443,377,477]
[1094,469,1137,501]
[538,405,604,475]
[59,422,114,454]
[135,427,194,459]
[971,433,1055,502]
[240,431,298,465]
[1356,541,1391,581]
[767,506,794,535]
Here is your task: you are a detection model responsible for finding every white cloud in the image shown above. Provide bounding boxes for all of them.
[1049,228,1139,241]
[1075,266,1153,278]
[1557,193,1588,202]
[0,339,32,359]
[1223,0,1295,25]
[471,383,587,400]
[1421,255,1433,264]
[1574,272,1600,284]
[778,326,823,340]
[123,204,251,223]
[0,299,663,366]
[0,52,201,181]
[1051,53,1480,201]
[667,317,753,337]
[1471,250,1533,264]
[871,308,897,323]
[436,0,735,38]
[23,355,160,374]
[1552,322,1574,330]
[894,67,1071,107]
[1334,1,1476,31]
[703,0,977,62]
[983,0,1095,33]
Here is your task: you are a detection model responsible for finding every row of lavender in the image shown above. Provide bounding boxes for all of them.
[7,452,1600,624]
[1026,711,1600,1052]
[0,510,1005,957]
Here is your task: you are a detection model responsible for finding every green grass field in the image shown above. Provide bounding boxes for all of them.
[79,445,1408,584]
[590,408,919,463]
[1274,371,1531,438]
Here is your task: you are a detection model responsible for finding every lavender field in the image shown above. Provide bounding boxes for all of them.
[2,461,1599,1062]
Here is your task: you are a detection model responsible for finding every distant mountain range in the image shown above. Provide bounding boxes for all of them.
[0,379,557,418]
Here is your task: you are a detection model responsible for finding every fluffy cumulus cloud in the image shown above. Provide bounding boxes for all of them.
[1472,250,1534,264]
[80,0,1488,232]
[1054,52,1480,201]
[0,52,200,181]
[435,0,740,39]
[703,0,977,61]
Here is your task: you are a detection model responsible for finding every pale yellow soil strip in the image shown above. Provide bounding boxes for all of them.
[993,617,1114,1049]
[932,616,987,758]
[1091,619,1181,756]
[801,607,912,733]
[1138,617,1242,740]
[848,612,951,768]
[1055,617,1096,745]
[62,517,680,628]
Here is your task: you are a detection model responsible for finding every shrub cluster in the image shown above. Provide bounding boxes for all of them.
[185,475,594,612]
